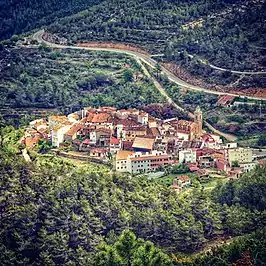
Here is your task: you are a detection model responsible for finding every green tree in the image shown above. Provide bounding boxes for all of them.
[257,134,266,147]
[123,69,134,82]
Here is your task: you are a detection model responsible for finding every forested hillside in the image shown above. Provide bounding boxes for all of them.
[0,0,104,40]
[46,0,265,72]
[0,47,163,112]
[0,129,265,265]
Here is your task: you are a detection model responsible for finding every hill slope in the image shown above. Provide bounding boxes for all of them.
[0,0,104,39]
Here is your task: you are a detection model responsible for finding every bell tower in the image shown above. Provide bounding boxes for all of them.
[194,106,203,137]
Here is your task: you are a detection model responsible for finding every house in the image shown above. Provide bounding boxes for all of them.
[122,140,134,151]
[79,138,92,151]
[86,112,113,129]
[228,167,244,178]
[124,126,147,141]
[215,159,228,172]
[68,112,80,122]
[217,95,235,107]
[177,176,191,188]
[89,148,109,158]
[127,150,171,174]
[239,162,258,173]
[48,116,68,130]
[132,137,155,152]
[95,128,111,147]
[228,148,253,166]
[64,124,84,142]
[222,142,238,149]
[110,137,121,154]
[51,123,72,147]
[137,112,149,124]
[202,134,222,149]
[115,150,134,172]
[198,155,215,168]
[179,149,197,163]
[115,150,171,174]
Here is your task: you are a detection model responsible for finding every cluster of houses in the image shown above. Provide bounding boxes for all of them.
[22,106,261,178]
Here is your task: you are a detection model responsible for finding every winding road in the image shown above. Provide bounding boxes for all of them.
[187,53,266,75]
[32,30,264,101]
[29,30,243,141]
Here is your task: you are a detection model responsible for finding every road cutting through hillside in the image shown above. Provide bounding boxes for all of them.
[32,30,264,101]
[31,30,238,141]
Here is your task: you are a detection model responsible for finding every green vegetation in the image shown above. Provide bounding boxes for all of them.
[0,128,266,265]
[95,230,172,266]
[175,229,266,265]
[0,47,164,114]
[257,133,266,147]
[0,0,104,40]
[41,0,266,89]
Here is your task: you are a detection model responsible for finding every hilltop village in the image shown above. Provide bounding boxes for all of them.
[22,106,263,182]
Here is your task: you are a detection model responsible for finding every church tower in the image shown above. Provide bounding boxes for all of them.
[194,106,203,137]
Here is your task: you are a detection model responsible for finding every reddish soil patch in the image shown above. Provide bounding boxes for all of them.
[162,62,266,99]
[77,41,148,55]
[230,88,266,98]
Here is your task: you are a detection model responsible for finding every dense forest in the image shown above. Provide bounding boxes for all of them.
[0,0,104,40]
[0,128,266,265]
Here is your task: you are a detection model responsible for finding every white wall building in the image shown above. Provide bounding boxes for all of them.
[239,162,258,173]
[179,149,197,163]
[115,151,134,172]
[52,124,72,147]
[89,131,97,144]
[138,113,148,125]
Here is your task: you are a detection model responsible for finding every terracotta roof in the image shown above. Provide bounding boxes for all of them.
[91,148,108,153]
[114,116,142,127]
[65,124,84,136]
[82,138,91,145]
[132,137,154,150]
[148,127,160,137]
[116,150,134,160]
[202,134,215,143]
[91,113,111,123]
[178,176,190,182]
[189,166,200,172]
[24,135,40,148]
[49,116,68,122]
[53,122,72,131]
[96,128,112,134]
[110,137,120,145]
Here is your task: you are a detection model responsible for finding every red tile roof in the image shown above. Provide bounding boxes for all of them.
[82,138,91,145]
[132,137,155,150]
[65,124,84,136]
[110,137,120,145]
[178,176,190,182]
